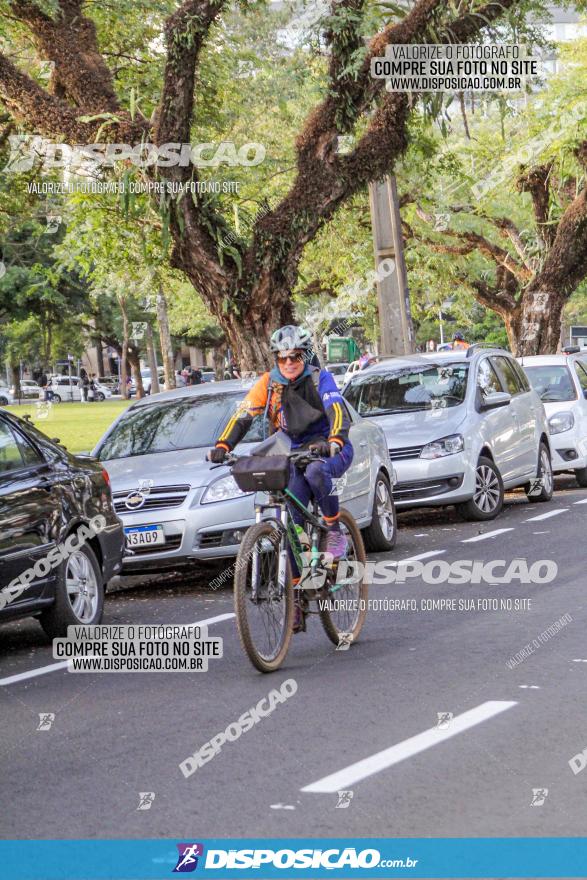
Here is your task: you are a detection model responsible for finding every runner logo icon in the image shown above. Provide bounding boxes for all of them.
[173,843,204,872]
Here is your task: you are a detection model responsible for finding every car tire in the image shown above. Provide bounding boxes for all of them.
[574,467,587,488]
[0,396,7,406]
[40,543,104,639]
[52,393,61,403]
[456,456,504,521]
[96,392,105,402]
[362,472,397,552]
[525,442,554,503]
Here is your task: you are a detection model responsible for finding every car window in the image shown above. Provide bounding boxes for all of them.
[14,429,44,466]
[476,358,502,397]
[0,421,25,473]
[343,361,468,415]
[96,393,251,460]
[523,364,577,402]
[575,361,587,396]
[493,356,523,396]
[511,359,531,392]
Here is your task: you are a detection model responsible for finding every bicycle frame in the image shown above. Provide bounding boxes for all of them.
[251,487,330,598]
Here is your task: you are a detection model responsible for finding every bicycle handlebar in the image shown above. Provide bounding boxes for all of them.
[208,446,337,470]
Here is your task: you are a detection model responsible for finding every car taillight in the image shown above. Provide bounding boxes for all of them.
[101,467,111,487]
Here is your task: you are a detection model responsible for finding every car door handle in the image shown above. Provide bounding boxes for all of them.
[359,441,368,448]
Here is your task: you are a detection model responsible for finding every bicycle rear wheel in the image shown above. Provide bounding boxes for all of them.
[318,509,368,646]
[234,522,294,673]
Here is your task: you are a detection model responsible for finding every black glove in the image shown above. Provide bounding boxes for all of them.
[208,446,228,463]
[308,440,330,457]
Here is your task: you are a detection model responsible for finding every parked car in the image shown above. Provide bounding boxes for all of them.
[519,353,587,487]
[49,376,112,402]
[342,360,362,388]
[92,381,397,573]
[131,368,166,396]
[201,367,216,383]
[343,346,553,520]
[9,379,42,400]
[97,375,120,395]
[0,384,15,406]
[326,363,350,390]
[0,411,124,636]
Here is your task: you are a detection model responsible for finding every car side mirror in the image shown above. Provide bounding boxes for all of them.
[480,391,512,411]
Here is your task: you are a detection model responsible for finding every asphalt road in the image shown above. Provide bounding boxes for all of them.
[1,477,587,842]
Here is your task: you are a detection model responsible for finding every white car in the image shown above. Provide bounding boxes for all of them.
[49,376,112,402]
[519,353,587,486]
[343,346,553,520]
[0,384,15,406]
[9,379,42,400]
[325,363,350,389]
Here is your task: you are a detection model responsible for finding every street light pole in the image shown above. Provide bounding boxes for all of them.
[368,175,414,356]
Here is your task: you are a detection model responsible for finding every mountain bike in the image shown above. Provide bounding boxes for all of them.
[224,448,368,673]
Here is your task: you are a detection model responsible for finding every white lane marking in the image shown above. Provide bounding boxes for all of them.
[0,612,236,686]
[387,550,447,566]
[519,685,540,689]
[188,613,235,628]
[301,701,518,793]
[524,509,568,522]
[461,528,514,544]
[0,660,70,686]
[574,499,587,505]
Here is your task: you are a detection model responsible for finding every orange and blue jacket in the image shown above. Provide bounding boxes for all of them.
[215,367,351,452]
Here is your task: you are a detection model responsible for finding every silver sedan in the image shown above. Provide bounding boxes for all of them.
[92,380,397,574]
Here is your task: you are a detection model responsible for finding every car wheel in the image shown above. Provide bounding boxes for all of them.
[525,442,554,503]
[96,392,105,402]
[456,456,504,521]
[574,467,587,488]
[0,396,7,406]
[362,472,397,552]
[52,393,61,403]
[40,543,104,639]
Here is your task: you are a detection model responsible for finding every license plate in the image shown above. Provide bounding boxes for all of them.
[124,525,165,547]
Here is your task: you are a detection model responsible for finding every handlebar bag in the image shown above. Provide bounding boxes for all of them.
[232,454,290,492]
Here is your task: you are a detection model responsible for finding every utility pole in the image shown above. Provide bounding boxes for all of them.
[368,175,414,356]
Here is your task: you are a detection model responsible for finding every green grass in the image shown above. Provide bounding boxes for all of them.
[6,400,133,454]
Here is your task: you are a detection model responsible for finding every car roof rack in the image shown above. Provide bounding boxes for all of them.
[465,343,511,358]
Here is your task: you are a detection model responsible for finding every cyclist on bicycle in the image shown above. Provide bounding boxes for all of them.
[208,324,353,563]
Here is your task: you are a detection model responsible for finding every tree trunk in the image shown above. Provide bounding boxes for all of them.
[145,323,160,394]
[95,337,105,377]
[212,342,227,380]
[10,363,20,400]
[156,285,176,390]
[128,348,145,398]
[510,289,565,356]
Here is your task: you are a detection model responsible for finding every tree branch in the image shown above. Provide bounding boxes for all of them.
[9,0,123,114]
[517,162,556,249]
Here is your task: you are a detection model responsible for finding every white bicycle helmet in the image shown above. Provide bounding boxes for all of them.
[270,324,313,353]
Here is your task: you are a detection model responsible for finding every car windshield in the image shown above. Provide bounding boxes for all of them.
[343,362,469,415]
[96,393,267,460]
[328,365,348,375]
[524,365,577,402]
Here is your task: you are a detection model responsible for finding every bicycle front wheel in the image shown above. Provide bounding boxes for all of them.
[319,508,368,646]
[234,522,294,673]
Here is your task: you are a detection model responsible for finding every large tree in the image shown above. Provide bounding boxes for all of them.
[0,0,562,367]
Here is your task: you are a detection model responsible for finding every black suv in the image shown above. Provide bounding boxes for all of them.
[0,411,124,637]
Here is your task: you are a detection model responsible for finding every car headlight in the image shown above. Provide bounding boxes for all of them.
[548,411,574,435]
[201,474,248,504]
[420,434,465,459]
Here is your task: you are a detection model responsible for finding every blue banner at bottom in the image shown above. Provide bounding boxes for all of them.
[0,838,586,879]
